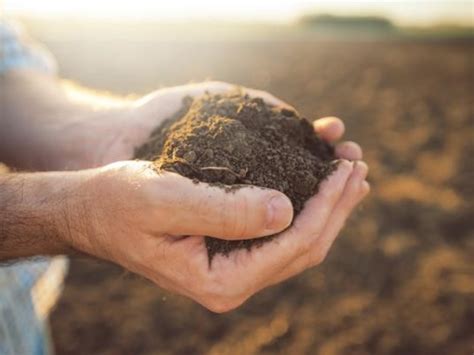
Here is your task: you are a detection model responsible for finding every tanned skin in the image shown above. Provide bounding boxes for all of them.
[0,71,368,312]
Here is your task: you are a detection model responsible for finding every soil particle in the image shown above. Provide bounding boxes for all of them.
[134,91,336,261]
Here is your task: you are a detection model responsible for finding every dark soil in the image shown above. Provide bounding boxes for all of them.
[134,92,336,260]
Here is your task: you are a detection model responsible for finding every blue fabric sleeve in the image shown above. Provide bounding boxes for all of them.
[0,20,57,74]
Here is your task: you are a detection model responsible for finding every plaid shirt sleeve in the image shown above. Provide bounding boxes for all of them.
[0,20,68,355]
[0,19,57,74]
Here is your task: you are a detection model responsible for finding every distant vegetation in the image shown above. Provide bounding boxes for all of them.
[298,14,396,33]
[21,14,473,42]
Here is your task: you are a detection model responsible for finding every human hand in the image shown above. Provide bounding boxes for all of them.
[83,82,286,166]
[71,81,363,168]
[55,81,368,312]
[64,124,367,314]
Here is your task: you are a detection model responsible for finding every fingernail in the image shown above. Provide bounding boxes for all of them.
[330,159,342,167]
[266,195,293,232]
[353,160,359,171]
[353,160,368,179]
[337,159,354,171]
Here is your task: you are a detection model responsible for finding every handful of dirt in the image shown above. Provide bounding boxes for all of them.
[134,91,336,261]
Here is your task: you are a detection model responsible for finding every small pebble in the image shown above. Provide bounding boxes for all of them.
[183,150,197,163]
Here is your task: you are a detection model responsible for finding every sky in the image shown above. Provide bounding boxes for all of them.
[3,0,473,26]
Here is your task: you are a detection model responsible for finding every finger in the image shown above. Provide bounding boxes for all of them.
[135,81,233,109]
[289,160,354,244]
[131,82,235,129]
[174,81,235,97]
[267,162,369,286]
[313,117,345,142]
[335,141,363,160]
[206,161,354,296]
[223,160,353,272]
[312,172,369,260]
[305,161,369,263]
[133,82,291,132]
[180,83,290,109]
[243,88,294,109]
[152,172,293,240]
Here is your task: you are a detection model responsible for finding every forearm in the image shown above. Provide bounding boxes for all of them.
[0,70,130,171]
[0,71,83,170]
[0,171,79,261]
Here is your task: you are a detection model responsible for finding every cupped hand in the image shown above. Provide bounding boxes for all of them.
[65,81,368,312]
[92,81,363,166]
[67,120,367,313]
[68,156,367,313]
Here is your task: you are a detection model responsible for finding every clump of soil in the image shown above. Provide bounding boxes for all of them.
[134,91,336,261]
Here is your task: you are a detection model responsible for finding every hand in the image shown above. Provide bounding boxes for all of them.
[2,74,368,308]
[79,82,284,166]
[53,81,368,312]
[64,157,367,313]
[66,81,363,168]
[62,116,367,314]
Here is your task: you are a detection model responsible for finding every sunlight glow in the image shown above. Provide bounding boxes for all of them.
[4,0,473,25]
[4,0,298,22]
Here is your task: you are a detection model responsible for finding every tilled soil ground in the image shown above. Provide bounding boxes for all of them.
[48,40,473,355]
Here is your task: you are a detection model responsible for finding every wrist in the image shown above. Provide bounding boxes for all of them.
[0,170,87,261]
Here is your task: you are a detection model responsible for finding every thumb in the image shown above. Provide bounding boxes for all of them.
[157,172,293,240]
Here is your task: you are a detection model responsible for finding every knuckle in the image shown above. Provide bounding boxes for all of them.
[266,93,280,104]
[319,185,337,201]
[223,194,250,237]
[357,160,369,173]
[204,299,241,314]
[298,239,314,257]
[205,80,232,91]
[195,192,213,219]
[286,224,313,257]
[284,211,331,260]
[310,247,328,267]
[294,235,311,257]
[253,89,267,97]
[346,181,360,197]
[197,278,245,313]
[361,181,371,196]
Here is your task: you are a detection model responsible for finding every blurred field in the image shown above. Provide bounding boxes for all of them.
[33,24,474,354]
